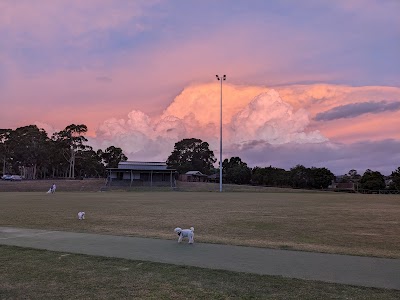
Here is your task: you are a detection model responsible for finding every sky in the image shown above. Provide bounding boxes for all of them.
[1,0,399,175]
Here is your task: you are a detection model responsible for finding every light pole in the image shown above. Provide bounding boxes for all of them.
[216,74,226,192]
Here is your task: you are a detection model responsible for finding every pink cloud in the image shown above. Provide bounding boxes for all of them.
[314,113,400,143]
[86,83,400,162]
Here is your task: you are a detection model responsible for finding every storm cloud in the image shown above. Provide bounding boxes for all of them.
[315,101,400,121]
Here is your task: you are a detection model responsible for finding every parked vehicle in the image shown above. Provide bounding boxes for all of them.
[10,175,23,181]
[2,175,12,180]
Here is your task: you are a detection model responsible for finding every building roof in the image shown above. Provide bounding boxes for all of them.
[114,161,174,171]
[185,171,207,176]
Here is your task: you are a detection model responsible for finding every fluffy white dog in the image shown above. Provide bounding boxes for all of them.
[174,227,194,244]
[46,184,56,194]
[77,211,85,220]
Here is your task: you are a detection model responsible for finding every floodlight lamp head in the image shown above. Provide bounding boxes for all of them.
[216,75,220,80]
[223,75,226,80]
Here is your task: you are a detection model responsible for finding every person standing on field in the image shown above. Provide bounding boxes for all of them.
[51,183,56,193]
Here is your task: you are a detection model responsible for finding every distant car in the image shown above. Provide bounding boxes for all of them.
[2,175,12,180]
[10,175,23,181]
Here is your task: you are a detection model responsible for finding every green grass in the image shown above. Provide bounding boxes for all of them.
[1,245,399,300]
[0,191,399,258]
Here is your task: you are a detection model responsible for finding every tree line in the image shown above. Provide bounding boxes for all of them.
[0,124,127,179]
[1,130,399,191]
[166,138,400,191]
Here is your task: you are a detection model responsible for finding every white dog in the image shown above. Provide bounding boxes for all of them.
[174,227,194,244]
[77,211,85,220]
[46,184,56,194]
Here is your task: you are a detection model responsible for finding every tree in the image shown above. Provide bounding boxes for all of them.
[309,167,335,189]
[348,169,356,178]
[52,124,88,178]
[251,167,266,186]
[390,167,400,190]
[100,146,128,168]
[290,165,311,188]
[0,129,12,175]
[338,174,350,183]
[75,147,106,178]
[167,138,216,174]
[222,157,251,185]
[46,139,69,178]
[7,125,49,179]
[360,169,385,190]
[0,123,131,179]
[251,166,289,187]
[348,169,361,181]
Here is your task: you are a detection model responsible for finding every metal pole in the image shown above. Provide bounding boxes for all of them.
[219,78,223,192]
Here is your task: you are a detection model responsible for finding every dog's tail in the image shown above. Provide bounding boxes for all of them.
[190,227,194,232]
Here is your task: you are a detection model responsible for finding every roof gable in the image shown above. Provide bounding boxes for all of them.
[186,171,205,176]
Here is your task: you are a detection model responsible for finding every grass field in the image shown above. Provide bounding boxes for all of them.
[1,245,399,299]
[0,190,399,258]
[0,179,106,192]
[1,182,399,298]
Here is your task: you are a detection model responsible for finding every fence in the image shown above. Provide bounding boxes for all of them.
[357,189,400,194]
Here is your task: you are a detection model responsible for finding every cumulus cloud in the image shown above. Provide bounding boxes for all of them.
[91,111,189,161]
[86,83,400,175]
[315,101,400,121]
[90,85,327,163]
[229,90,327,144]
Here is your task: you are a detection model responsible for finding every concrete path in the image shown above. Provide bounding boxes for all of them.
[1,226,399,290]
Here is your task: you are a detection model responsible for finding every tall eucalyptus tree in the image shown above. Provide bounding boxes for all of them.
[52,124,88,178]
[0,128,12,175]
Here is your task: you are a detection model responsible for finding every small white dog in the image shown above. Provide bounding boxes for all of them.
[174,227,194,244]
[77,211,85,220]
